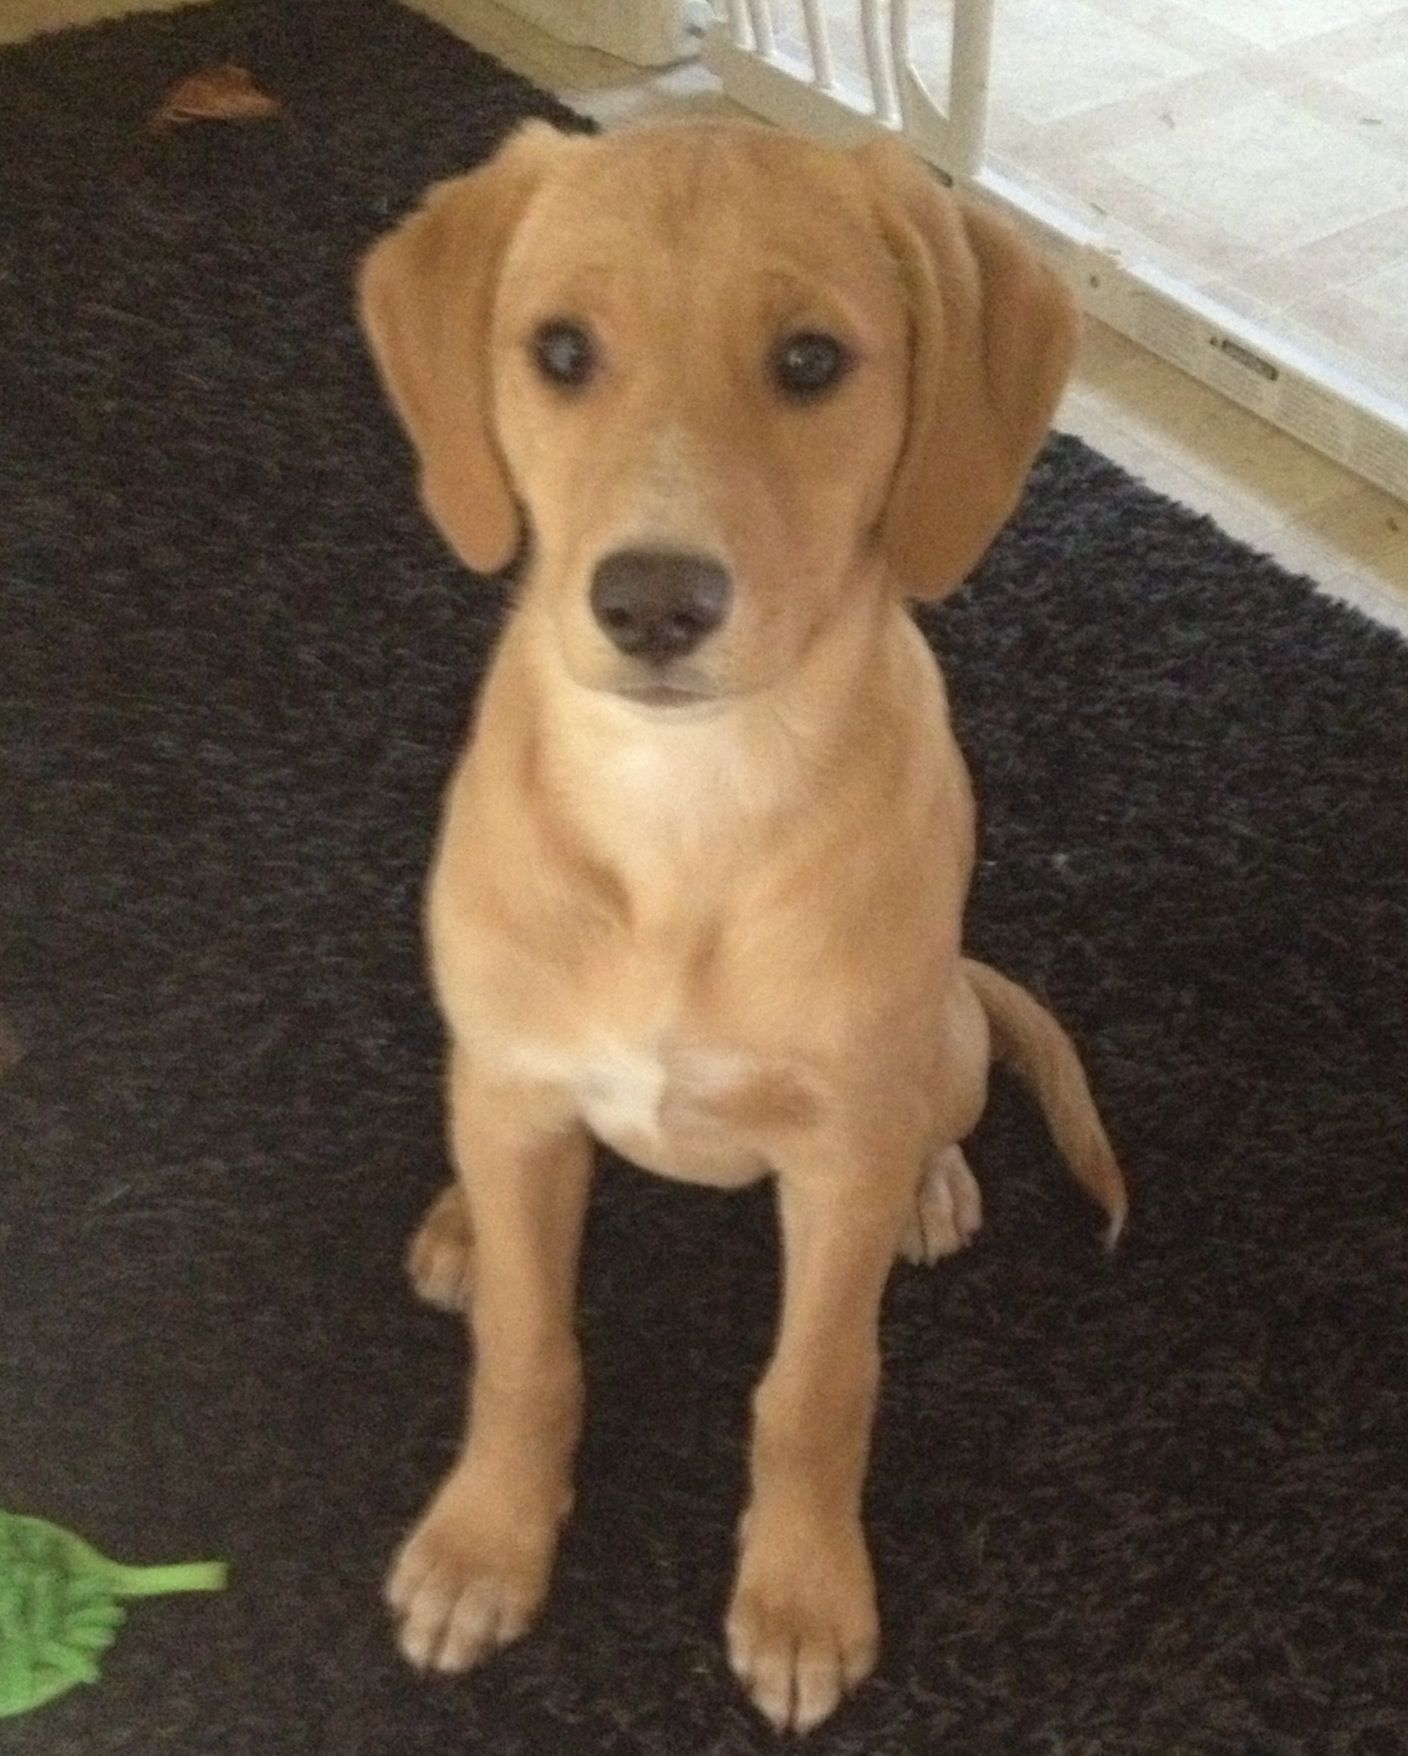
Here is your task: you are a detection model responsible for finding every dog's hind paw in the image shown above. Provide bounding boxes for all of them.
[899,1145,982,1265]
[407,1182,474,1312]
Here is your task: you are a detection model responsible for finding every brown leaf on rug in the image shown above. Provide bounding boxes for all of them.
[148,64,281,133]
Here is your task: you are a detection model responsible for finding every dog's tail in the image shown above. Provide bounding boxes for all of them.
[964,958,1127,1249]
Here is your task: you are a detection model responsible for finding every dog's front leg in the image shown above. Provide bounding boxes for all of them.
[728,1142,917,1733]
[388,1047,593,1672]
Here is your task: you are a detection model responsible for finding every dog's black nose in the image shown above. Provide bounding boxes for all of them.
[590,549,731,664]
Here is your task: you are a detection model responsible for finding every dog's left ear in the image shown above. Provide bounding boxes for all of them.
[858,137,1078,600]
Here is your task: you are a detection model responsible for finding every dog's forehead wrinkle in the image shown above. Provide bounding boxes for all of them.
[584,421,722,557]
[542,130,881,279]
[640,424,708,497]
[512,205,889,350]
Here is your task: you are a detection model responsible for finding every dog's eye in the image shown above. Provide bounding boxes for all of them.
[772,331,851,399]
[532,320,597,389]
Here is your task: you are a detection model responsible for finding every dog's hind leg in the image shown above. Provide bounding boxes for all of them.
[898,1144,982,1264]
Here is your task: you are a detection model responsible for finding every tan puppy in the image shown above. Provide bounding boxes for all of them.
[359,119,1126,1734]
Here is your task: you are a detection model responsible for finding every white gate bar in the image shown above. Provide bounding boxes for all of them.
[703,37,889,143]
[890,0,918,128]
[947,0,994,177]
[725,0,751,49]
[800,0,837,91]
[745,0,775,57]
[890,0,995,179]
[860,0,899,125]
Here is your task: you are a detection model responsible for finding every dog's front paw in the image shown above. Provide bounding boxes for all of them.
[407,1183,473,1312]
[387,1467,555,1672]
[726,1511,878,1733]
[899,1144,982,1264]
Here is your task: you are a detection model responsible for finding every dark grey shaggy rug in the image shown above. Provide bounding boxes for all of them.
[2,2,1405,1752]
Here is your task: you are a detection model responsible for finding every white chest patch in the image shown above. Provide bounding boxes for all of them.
[496,1037,669,1145]
[575,1047,669,1145]
[494,1036,767,1170]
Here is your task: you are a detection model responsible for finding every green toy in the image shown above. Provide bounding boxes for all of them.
[0,1510,227,1718]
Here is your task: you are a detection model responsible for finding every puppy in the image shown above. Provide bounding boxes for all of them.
[358,118,1126,1734]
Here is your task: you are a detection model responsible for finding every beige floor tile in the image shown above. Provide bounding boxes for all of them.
[1105,90,1408,255]
[1329,253,1408,327]
[1262,503,1408,591]
[1081,0,1270,62]
[1060,391,1238,516]
[1301,91,1408,173]
[567,59,742,129]
[1073,316,1156,391]
[1223,203,1408,312]
[1275,2,1408,72]
[406,0,630,94]
[1332,43,1408,111]
[1168,0,1403,51]
[1123,402,1349,522]
[984,0,1204,126]
[1287,281,1408,395]
[1010,65,1270,162]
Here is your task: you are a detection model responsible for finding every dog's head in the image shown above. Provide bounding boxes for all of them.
[359,121,1076,710]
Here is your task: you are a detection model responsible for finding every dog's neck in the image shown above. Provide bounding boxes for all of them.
[501,584,932,909]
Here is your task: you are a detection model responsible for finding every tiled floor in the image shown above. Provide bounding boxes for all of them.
[7,0,1407,632]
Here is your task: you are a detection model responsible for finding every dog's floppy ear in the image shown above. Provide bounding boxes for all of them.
[357,123,568,575]
[859,138,1078,600]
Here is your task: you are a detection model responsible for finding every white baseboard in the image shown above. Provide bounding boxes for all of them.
[466,0,704,66]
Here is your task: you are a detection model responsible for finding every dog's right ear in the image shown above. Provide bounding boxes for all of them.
[857,136,1078,601]
[357,123,568,575]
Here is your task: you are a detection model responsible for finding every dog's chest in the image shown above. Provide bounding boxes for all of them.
[503,1035,784,1187]
[575,1044,669,1145]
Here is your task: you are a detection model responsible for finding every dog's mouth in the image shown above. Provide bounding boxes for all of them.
[617,682,717,709]
[606,664,731,712]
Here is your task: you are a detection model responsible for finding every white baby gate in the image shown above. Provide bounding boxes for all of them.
[704,1,1408,507]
